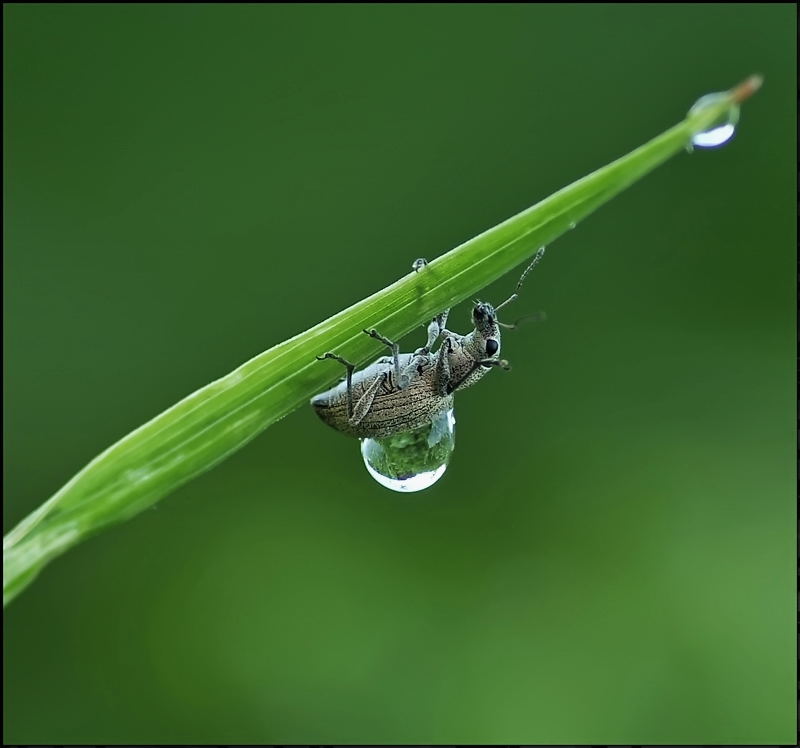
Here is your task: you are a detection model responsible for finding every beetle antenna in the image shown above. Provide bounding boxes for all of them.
[498,310,547,330]
[495,247,546,312]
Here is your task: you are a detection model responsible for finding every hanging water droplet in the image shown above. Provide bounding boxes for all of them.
[688,92,739,148]
[568,220,577,230]
[360,408,456,492]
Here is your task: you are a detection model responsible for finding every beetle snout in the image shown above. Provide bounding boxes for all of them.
[473,302,496,324]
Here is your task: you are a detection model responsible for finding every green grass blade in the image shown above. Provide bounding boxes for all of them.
[3,76,761,606]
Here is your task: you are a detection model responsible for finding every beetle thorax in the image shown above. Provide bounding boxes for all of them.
[444,314,502,392]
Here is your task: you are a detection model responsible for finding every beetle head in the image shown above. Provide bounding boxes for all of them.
[471,301,501,359]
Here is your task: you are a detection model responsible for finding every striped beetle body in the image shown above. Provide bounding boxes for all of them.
[311,248,545,439]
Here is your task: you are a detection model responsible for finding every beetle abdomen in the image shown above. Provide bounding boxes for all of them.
[311,365,452,439]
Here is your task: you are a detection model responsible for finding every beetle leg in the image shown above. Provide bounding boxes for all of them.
[480,358,511,370]
[418,309,450,353]
[434,336,455,396]
[316,352,355,418]
[349,370,386,426]
[397,350,429,389]
[363,328,402,387]
[445,357,511,395]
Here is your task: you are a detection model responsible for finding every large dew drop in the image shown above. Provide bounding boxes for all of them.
[688,92,739,148]
[360,409,456,493]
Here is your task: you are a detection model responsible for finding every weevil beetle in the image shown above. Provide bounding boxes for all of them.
[310,247,546,439]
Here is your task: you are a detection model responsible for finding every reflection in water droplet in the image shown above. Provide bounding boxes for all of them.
[360,409,456,492]
[688,92,739,148]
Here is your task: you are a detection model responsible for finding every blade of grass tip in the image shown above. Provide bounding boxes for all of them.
[3,77,761,606]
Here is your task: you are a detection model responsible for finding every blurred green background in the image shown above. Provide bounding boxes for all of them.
[4,3,795,744]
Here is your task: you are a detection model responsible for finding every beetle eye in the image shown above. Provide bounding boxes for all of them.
[485,339,499,356]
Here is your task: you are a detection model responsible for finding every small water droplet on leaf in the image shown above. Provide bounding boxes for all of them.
[688,92,739,148]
